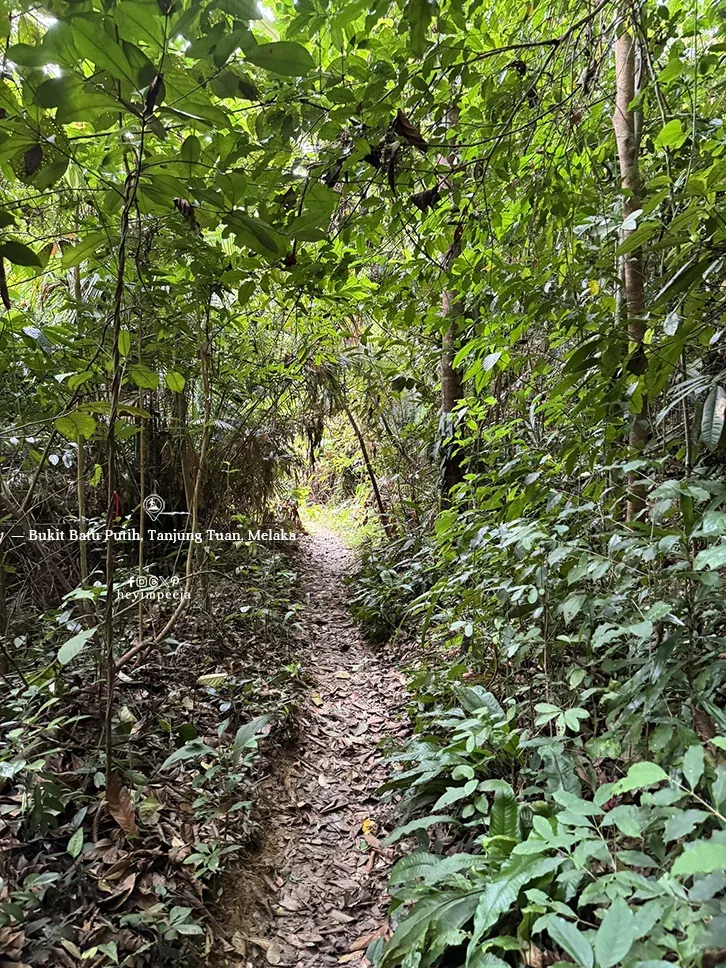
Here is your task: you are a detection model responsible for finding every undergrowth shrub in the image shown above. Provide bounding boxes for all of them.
[354,468,726,968]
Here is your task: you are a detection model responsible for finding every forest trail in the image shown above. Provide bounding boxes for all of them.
[218,530,408,967]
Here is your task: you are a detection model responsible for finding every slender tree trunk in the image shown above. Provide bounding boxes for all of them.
[342,401,394,539]
[76,437,89,608]
[440,101,465,504]
[441,237,465,504]
[613,30,648,521]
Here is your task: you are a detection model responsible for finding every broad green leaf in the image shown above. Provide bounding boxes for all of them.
[673,840,726,877]
[244,41,315,76]
[713,763,726,808]
[180,135,201,168]
[61,232,110,268]
[119,329,132,357]
[55,410,97,441]
[701,386,726,451]
[161,739,215,770]
[683,744,704,788]
[1,240,42,266]
[383,814,457,846]
[58,627,97,665]
[663,809,709,843]
[434,779,477,811]
[468,856,561,957]
[71,17,138,88]
[611,762,667,795]
[595,898,635,968]
[694,544,726,570]
[490,788,518,839]
[113,0,166,49]
[404,0,435,56]
[544,916,593,968]
[165,371,186,393]
[232,713,274,763]
[129,364,159,389]
[67,827,84,858]
[655,119,687,149]
[561,593,586,624]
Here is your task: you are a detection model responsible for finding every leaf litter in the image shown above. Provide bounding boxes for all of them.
[215,531,408,967]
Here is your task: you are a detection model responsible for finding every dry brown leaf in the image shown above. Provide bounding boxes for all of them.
[363,832,382,850]
[106,774,139,838]
[249,937,271,952]
[393,110,428,151]
[266,942,282,965]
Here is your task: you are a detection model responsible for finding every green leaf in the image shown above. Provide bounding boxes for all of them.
[712,763,726,808]
[129,364,159,389]
[663,809,709,843]
[694,544,726,570]
[119,329,132,357]
[225,212,286,259]
[61,232,110,269]
[611,762,668,795]
[180,135,201,168]
[383,814,457,846]
[683,744,704,788]
[468,856,561,957]
[561,593,586,624]
[232,713,274,763]
[490,788,518,839]
[244,41,315,77]
[701,386,726,450]
[67,827,84,858]
[655,119,687,149]
[161,739,215,770]
[654,257,712,306]
[71,16,138,88]
[594,898,636,968]
[113,0,165,49]
[673,840,726,877]
[1,240,42,267]
[544,916,593,968]
[165,371,186,393]
[434,779,477,810]
[404,0,435,56]
[55,410,97,441]
[58,627,97,665]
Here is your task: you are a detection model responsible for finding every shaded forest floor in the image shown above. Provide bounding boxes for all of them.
[216,531,408,967]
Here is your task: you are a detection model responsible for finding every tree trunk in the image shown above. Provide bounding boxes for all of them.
[613,30,648,521]
[441,283,464,500]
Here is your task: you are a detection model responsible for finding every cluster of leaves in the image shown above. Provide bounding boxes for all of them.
[0,544,304,965]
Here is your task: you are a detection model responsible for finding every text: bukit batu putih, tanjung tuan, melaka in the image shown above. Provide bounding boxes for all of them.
[26,527,299,543]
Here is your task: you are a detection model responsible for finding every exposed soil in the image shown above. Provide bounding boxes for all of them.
[216,530,408,967]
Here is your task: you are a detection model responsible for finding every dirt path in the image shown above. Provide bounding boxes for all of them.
[218,530,408,967]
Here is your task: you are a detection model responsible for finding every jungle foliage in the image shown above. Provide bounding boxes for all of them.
[0,0,725,962]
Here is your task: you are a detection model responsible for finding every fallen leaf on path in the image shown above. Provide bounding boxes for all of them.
[266,942,282,965]
[335,670,351,679]
[312,693,324,706]
[330,910,354,924]
[249,937,271,952]
[338,953,364,964]
[106,773,139,837]
[361,818,376,834]
[349,923,389,951]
